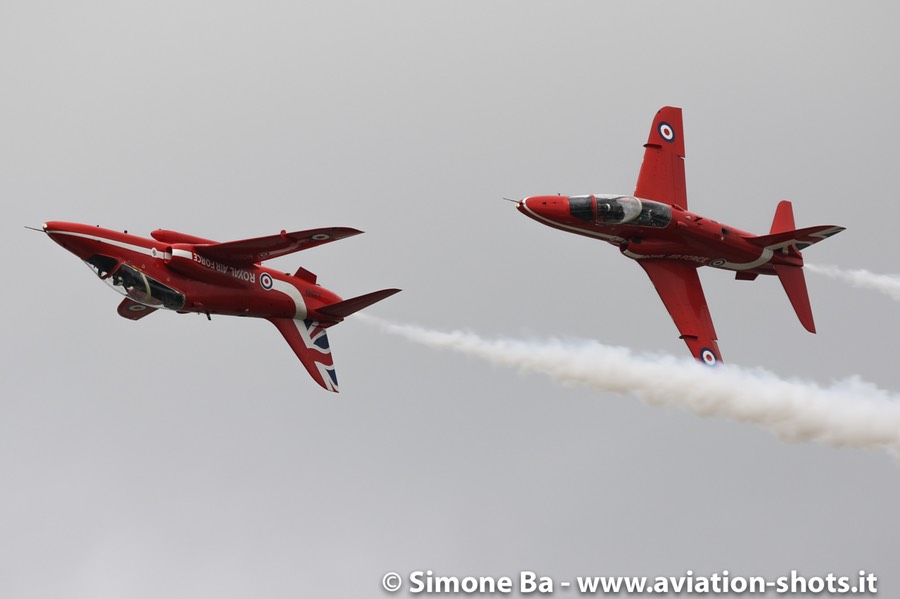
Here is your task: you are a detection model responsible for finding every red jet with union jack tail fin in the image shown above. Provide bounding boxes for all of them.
[516,107,844,365]
[40,222,400,392]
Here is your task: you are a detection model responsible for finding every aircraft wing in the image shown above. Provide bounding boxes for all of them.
[634,106,688,209]
[117,298,157,320]
[196,227,364,266]
[267,317,339,392]
[637,259,722,365]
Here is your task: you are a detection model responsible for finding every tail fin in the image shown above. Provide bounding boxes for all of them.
[317,288,401,320]
[754,201,845,334]
[268,318,339,392]
[773,265,816,333]
[265,289,399,392]
[769,200,796,234]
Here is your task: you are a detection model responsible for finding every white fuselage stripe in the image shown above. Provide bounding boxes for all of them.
[711,248,774,271]
[626,247,775,271]
[271,278,307,319]
[48,230,160,258]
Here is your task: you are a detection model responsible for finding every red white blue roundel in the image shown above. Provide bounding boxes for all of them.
[700,348,717,366]
[260,273,274,290]
[658,122,675,143]
[312,234,330,241]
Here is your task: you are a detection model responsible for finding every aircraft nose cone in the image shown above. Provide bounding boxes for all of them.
[520,195,569,221]
[43,221,66,243]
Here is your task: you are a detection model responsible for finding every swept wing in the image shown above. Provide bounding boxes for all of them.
[196,227,363,266]
[637,259,722,365]
[634,106,687,209]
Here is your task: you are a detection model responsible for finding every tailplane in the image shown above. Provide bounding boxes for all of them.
[317,288,401,320]
[748,200,844,252]
[748,225,844,253]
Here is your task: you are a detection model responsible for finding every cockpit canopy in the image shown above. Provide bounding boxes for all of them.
[84,255,185,310]
[568,195,671,228]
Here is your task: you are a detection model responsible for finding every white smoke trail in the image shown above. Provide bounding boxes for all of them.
[360,315,900,454]
[806,263,900,302]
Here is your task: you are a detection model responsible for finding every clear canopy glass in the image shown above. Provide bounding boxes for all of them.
[568,195,671,228]
[84,255,185,310]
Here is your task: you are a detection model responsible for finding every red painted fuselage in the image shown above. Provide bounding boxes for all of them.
[42,221,400,392]
[515,107,843,364]
[518,194,802,276]
[45,222,340,319]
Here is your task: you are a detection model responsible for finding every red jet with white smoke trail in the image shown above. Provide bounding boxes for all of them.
[515,106,844,365]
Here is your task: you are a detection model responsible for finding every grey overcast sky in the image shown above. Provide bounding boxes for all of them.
[2,2,899,597]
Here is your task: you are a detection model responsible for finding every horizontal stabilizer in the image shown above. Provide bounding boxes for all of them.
[747,225,844,252]
[774,264,816,333]
[317,288,401,320]
[196,227,364,266]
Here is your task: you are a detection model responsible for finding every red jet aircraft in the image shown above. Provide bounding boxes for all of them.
[516,106,843,365]
[40,222,400,392]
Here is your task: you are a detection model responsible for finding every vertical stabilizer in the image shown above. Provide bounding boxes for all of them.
[770,200,796,234]
[773,264,816,333]
[268,318,339,392]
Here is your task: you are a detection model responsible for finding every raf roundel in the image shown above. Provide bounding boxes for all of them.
[658,121,676,143]
[700,348,717,366]
[312,233,330,241]
[260,272,274,290]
